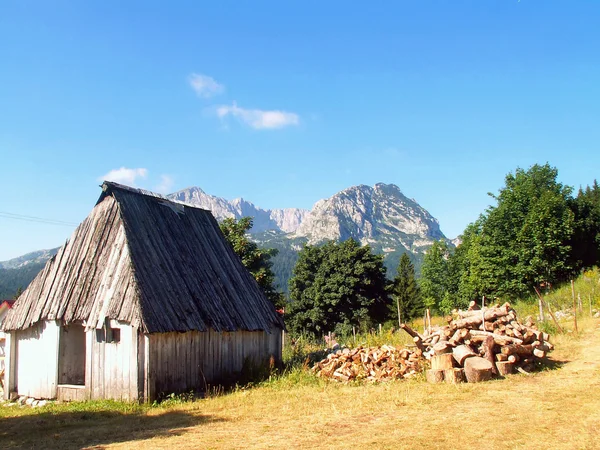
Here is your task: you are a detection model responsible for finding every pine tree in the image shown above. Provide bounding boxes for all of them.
[420,240,450,311]
[390,253,423,324]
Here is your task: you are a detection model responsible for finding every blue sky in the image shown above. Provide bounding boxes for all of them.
[1,1,599,260]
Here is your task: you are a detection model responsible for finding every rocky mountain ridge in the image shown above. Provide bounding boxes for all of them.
[168,186,308,233]
[0,248,59,270]
[292,183,445,252]
[172,182,446,254]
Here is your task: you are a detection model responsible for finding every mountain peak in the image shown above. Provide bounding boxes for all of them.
[293,182,444,252]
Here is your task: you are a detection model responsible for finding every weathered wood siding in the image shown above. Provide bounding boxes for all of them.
[88,323,139,401]
[56,385,86,401]
[146,330,282,399]
[15,321,59,399]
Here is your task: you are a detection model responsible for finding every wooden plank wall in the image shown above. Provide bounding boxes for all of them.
[88,323,139,401]
[147,329,282,399]
[15,321,59,399]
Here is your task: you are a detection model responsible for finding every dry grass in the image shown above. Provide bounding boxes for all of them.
[1,318,599,450]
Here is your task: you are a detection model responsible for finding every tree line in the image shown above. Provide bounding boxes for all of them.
[221,216,424,338]
[221,163,600,338]
[419,164,600,314]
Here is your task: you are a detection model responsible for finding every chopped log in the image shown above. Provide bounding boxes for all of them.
[467,300,480,311]
[433,341,453,355]
[453,344,477,366]
[482,335,498,375]
[501,344,534,357]
[507,354,519,364]
[511,328,524,339]
[400,323,423,340]
[464,356,494,383]
[510,320,525,333]
[469,330,523,345]
[495,353,508,362]
[456,305,509,320]
[413,336,426,352]
[533,348,546,358]
[444,368,466,384]
[431,353,454,371]
[522,330,536,344]
[426,369,445,383]
[449,329,463,346]
[495,361,514,376]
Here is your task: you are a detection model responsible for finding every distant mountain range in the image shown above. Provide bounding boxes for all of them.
[168,187,308,233]
[168,182,448,291]
[0,249,59,299]
[1,183,450,297]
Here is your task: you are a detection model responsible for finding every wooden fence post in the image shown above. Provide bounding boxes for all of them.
[534,286,564,333]
[571,279,578,333]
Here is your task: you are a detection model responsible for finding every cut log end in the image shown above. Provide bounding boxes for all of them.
[495,361,514,376]
[444,368,466,384]
[464,356,493,383]
[426,369,445,383]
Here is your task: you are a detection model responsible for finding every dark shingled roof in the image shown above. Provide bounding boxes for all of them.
[2,182,284,333]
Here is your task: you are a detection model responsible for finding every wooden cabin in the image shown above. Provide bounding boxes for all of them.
[2,182,284,402]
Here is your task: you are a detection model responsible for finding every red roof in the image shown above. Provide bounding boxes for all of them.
[0,300,15,308]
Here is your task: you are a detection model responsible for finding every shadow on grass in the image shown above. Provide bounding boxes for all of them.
[0,408,225,449]
[537,356,569,371]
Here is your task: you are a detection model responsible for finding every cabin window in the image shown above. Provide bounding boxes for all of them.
[108,328,120,343]
[95,326,120,343]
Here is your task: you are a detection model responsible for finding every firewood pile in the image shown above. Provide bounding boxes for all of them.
[312,345,424,382]
[403,301,554,383]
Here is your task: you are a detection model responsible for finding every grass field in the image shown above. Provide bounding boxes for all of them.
[1,315,599,449]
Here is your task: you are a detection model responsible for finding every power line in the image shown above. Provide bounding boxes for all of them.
[0,211,78,227]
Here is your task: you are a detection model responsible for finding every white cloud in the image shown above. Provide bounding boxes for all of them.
[189,73,225,98]
[155,175,174,194]
[216,102,299,129]
[99,167,148,186]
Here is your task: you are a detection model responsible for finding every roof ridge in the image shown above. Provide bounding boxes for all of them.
[101,181,210,212]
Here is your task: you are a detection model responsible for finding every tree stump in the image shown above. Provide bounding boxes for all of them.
[444,368,466,384]
[426,369,445,383]
[431,353,454,371]
[453,344,477,366]
[464,356,493,383]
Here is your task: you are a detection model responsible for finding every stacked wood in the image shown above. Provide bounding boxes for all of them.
[403,302,553,383]
[312,345,423,382]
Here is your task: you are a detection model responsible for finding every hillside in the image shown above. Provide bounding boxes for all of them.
[0,249,59,299]
[0,262,46,299]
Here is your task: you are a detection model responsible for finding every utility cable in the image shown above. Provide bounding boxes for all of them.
[0,211,78,227]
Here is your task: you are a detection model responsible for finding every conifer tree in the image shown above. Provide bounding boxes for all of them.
[390,253,423,324]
